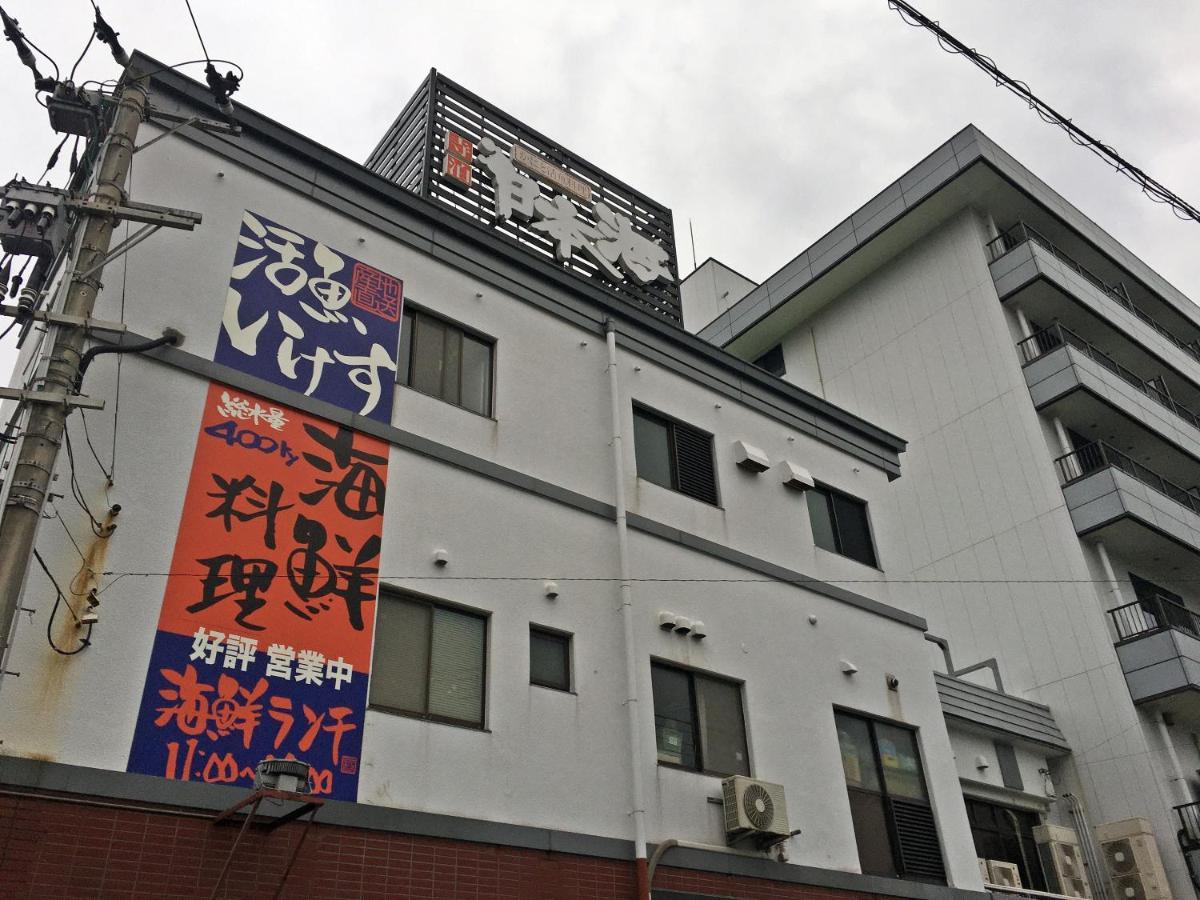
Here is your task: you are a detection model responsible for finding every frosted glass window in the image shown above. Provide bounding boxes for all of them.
[399,307,494,416]
[370,591,486,728]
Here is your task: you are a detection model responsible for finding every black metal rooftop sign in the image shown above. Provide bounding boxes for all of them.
[366,70,682,324]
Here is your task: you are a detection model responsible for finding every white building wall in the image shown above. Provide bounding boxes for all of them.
[945,727,1054,812]
[0,121,983,890]
[769,207,1195,893]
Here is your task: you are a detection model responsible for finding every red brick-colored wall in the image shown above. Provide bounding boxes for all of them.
[0,791,889,899]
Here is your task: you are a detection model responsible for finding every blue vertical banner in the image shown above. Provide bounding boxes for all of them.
[215,210,403,423]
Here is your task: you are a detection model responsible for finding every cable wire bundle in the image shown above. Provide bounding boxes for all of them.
[887,0,1200,225]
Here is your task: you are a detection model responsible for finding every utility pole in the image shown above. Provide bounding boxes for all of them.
[0,65,148,677]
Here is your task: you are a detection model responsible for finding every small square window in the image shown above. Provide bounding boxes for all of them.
[752,344,786,377]
[529,627,571,692]
[398,306,494,416]
[806,484,878,567]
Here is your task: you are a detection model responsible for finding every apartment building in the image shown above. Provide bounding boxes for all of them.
[0,57,1005,898]
[686,123,1200,898]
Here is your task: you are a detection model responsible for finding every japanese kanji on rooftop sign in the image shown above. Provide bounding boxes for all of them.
[446,132,674,287]
[127,382,389,801]
[215,211,404,423]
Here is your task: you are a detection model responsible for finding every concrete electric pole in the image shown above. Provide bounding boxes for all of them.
[0,66,148,677]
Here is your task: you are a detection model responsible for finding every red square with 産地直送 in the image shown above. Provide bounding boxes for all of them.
[349,262,402,322]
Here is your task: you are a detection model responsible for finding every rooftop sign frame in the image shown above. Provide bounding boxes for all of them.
[366,69,683,324]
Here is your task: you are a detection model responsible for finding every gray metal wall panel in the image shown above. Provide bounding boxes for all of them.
[934,673,1069,751]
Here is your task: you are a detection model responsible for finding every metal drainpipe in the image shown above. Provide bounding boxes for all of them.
[1155,713,1193,807]
[605,317,650,899]
[1014,305,1034,340]
[1063,791,1111,900]
[1094,541,1124,613]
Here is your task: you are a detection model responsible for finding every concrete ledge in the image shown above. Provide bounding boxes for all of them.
[0,758,987,900]
[99,330,927,632]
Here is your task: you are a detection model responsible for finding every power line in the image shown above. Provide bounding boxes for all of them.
[86,572,1200,586]
[66,19,96,84]
[183,0,210,64]
[886,0,1200,225]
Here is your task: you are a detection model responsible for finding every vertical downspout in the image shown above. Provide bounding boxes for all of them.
[1051,416,1081,481]
[1064,792,1112,900]
[1094,541,1124,612]
[605,318,650,899]
[1156,714,1193,807]
[1014,305,1034,339]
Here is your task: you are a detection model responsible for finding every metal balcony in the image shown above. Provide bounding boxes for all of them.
[1108,595,1200,706]
[1177,800,1200,849]
[989,222,1200,366]
[1019,323,1200,432]
[1055,442,1200,516]
[1109,594,1200,643]
[1052,441,1200,574]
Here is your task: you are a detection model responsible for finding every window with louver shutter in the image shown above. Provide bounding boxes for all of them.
[632,404,718,505]
[835,710,946,884]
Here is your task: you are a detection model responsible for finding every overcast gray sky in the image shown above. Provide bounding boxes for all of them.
[2,1,1198,382]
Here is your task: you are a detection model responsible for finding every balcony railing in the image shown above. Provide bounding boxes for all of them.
[1018,322,1200,431]
[1176,800,1200,849]
[988,221,1200,364]
[1053,440,1200,516]
[1108,594,1200,642]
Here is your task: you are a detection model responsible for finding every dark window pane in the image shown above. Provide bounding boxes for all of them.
[411,314,447,397]
[633,409,674,490]
[427,607,486,725]
[651,664,697,769]
[966,799,1047,892]
[875,723,927,800]
[369,594,431,714]
[835,712,881,792]
[397,309,415,386]
[442,326,462,405]
[995,742,1023,791]
[832,493,877,567]
[530,628,570,691]
[848,790,897,877]
[808,488,839,554]
[400,309,494,415]
[461,334,492,416]
[696,676,749,775]
[753,344,786,377]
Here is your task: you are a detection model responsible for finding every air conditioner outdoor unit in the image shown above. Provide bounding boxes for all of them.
[721,776,790,845]
[1034,823,1092,898]
[977,858,991,884]
[986,859,1022,888]
[1095,818,1169,900]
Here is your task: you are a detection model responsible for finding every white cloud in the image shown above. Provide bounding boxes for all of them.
[2,0,1199,383]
